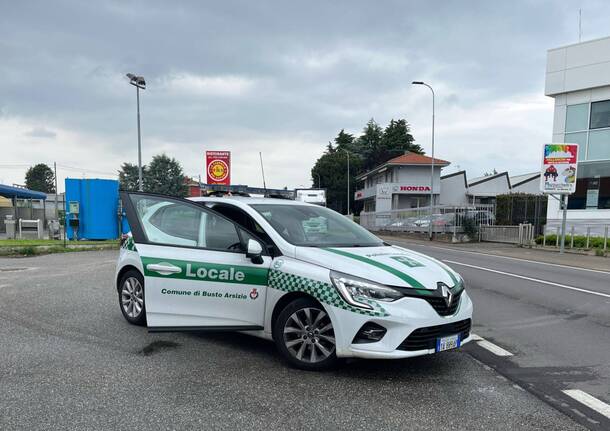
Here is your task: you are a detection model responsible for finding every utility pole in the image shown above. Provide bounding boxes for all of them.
[341,149,350,216]
[560,194,568,253]
[53,162,58,219]
[578,8,582,42]
[259,152,267,190]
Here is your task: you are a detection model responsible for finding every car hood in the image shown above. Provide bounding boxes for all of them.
[294,245,460,290]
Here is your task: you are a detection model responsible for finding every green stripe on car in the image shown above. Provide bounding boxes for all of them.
[141,256,269,286]
[324,248,428,290]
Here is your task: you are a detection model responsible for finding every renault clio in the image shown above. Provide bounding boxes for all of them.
[116,192,473,370]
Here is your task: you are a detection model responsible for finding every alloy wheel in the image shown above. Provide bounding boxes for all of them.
[121,276,144,318]
[283,307,335,363]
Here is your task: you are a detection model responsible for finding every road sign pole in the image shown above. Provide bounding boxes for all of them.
[560,194,567,254]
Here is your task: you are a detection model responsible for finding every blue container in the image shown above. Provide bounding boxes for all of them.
[65,178,120,240]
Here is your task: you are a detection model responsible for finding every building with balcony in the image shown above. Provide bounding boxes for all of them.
[545,36,610,234]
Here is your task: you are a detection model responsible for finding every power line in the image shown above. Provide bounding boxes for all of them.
[0,163,117,176]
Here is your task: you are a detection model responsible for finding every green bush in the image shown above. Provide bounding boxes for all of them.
[21,246,37,256]
[535,234,608,249]
[462,217,478,240]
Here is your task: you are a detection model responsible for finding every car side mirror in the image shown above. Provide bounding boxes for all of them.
[246,239,264,264]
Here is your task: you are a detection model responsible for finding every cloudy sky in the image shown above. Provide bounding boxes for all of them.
[2,0,610,191]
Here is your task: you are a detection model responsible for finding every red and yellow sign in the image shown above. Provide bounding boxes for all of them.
[206,151,231,185]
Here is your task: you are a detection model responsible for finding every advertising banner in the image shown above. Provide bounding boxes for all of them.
[206,151,231,185]
[540,144,578,194]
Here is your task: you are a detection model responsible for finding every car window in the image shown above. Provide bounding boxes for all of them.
[206,203,274,247]
[148,204,201,242]
[251,204,383,247]
[130,195,241,251]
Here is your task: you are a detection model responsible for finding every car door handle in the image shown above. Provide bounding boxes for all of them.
[146,263,182,274]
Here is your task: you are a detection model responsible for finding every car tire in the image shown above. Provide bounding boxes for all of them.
[273,297,338,371]
[118,270,147,326]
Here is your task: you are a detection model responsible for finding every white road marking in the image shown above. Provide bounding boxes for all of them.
[396,241,610,275]
[476,339,514,357]
[444,259,610,299]
[470,333,513,356]
[563,389,610,419]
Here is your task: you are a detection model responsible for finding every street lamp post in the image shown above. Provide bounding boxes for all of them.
[412,81,435,240]
[126,73,146,191]
[340,149,350,216]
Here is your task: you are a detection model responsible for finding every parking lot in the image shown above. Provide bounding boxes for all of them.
[0,250,590,430]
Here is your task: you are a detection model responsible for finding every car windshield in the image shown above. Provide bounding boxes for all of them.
[251,204,383,247]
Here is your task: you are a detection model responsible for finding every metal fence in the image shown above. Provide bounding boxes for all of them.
[541,224,609,250]
[359,204,495,233]
[479,224,534,245]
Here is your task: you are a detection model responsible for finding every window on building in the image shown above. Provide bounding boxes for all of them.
[590,100,610,129]
[587,129,610,160]
[564,101,610,161]
[566,103,589,132]
[564,131,588,160]
[567,161,610,209]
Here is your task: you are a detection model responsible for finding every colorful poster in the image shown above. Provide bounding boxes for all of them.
[206,151,231,185]
[539,144,578,194]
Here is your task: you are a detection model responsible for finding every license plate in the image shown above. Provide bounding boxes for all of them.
[436,334,461,352]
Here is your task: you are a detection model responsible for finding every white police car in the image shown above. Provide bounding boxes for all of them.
[116,192,473,370]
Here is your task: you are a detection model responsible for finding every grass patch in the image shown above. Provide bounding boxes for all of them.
[0,239,119,257]
[0,239,119,247]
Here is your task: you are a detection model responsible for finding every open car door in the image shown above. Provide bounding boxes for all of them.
[121,191,271,331]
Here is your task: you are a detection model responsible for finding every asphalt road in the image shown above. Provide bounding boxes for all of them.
[384,237,610,430]
[0,250,590,431]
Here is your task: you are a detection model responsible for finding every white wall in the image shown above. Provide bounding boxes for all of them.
[546,36,610,96]
[393,165,442,193]
[468,174,510,197]
[440,173,469,205]
[511,178,541,194]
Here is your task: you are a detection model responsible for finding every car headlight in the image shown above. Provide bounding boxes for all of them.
[330,271,404,310]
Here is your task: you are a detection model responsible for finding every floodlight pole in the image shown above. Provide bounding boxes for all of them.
[136,86,143,191]
[126,73,146,192]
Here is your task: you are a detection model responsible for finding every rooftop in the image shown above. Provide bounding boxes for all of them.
[357,152,450,180]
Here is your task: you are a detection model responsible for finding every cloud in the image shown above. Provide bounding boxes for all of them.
[159,73,258,97]
[1,1,610,191]
[24,127,57,139]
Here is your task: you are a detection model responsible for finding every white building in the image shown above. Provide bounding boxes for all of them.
[545,36,610,233]
[509,173,541,194]
[355,152,450,213]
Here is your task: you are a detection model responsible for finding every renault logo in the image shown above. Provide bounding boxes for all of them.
[438,282,453,308]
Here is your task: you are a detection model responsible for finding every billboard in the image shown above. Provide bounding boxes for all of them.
[206,151,231,185]
[540,144,578,194]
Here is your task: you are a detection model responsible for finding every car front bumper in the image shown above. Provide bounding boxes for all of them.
[327,290,474,359]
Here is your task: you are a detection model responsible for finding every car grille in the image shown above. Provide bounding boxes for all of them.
[421,289,463,316]
[397,318,472,351]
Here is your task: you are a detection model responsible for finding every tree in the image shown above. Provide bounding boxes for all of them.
[144,154,187,197]
[118,162,146,191]
[357,119,384,171]
[380,119,422,156]
[310,117,422,214]
[25,163,55,193]
[311,137,363,214]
